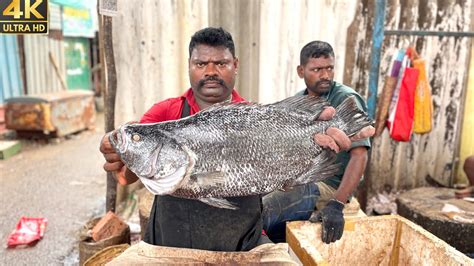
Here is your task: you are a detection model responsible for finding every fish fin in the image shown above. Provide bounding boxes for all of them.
[191,171,226,187]
[199,198,239,210]
[198,101,257,114]
[334,96,373,137]
[271,95,329,117]
[290,151,340,187]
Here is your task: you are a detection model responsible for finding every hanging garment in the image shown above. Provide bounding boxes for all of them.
[387,53,410,134]
[375,76,398,136]
[388,66,419,141]
[375,49,406,136]
[412,59,433,133]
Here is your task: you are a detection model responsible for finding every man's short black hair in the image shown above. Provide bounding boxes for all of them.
[189,27,235,58]
[300,41,335,65]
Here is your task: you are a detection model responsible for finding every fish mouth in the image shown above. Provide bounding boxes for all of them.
[109,127,128,154]
[108,126,164,179]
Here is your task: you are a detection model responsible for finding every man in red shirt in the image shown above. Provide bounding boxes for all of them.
[99,27,364,251]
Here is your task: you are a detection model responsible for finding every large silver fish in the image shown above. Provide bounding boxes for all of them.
[109,96,372,209]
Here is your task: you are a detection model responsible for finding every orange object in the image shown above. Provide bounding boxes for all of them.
[412,59,433,134]
[91,211,128,242]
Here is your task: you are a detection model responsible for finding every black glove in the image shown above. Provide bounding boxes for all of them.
[310,199,345,244]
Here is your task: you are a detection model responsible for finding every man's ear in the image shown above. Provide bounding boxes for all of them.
[188,58,192,75]
[233,57,239,71]
[297,65,304,78]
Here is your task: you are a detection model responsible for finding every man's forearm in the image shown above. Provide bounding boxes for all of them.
[333,147,368,203]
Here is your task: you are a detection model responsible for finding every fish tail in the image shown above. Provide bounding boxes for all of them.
[334,96,373,137]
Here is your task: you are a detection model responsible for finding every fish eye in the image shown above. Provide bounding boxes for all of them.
[132,134,141,142]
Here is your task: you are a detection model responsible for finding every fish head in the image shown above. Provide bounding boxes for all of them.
[109,123,193,186]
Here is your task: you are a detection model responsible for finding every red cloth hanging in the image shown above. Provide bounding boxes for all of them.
[388,67,419,141]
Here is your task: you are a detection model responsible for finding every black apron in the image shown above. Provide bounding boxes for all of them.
[144,99,263,251]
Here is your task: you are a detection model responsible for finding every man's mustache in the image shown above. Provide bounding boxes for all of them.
[315,80,332,88]
[198,76,226,88]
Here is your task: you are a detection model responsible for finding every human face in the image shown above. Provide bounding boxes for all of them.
[189,44,238,107]
[297,56,335,96]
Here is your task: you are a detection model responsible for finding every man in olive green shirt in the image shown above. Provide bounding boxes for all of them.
[263,41,371,244]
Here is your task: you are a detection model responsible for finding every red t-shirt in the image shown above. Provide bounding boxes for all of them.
[140,88,246,123]
[138,88,265,249]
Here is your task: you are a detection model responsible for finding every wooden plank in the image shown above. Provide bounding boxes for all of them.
[109,241,298,265]
[286,223,327,266]
[388,220,402,266]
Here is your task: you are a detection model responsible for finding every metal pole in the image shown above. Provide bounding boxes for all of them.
[367,0,386,119]
[359,0,386,212]
[384,30,474,37]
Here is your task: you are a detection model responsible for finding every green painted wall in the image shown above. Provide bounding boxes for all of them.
[64,37,91,91]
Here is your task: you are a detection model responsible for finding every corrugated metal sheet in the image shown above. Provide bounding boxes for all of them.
[24,35,66,95]
[345,0,473,192]
[49,2,63,30]
[0,36,24,104]
[209,0,261,103]
[113,0,208,126]
[258,0,357,103]
[211,0,356,103]
[113,0,356,125]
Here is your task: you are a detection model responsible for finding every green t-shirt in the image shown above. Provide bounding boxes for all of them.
[296,81,371,189]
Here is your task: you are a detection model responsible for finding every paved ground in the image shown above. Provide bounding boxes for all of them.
[0,113,107,265]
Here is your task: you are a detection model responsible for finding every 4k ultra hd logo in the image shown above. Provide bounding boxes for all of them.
[0,0,48,34]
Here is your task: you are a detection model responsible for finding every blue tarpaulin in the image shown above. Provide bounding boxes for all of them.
[0,36,23,104]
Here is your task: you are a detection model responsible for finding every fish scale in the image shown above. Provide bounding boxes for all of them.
[110,95,373,209]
